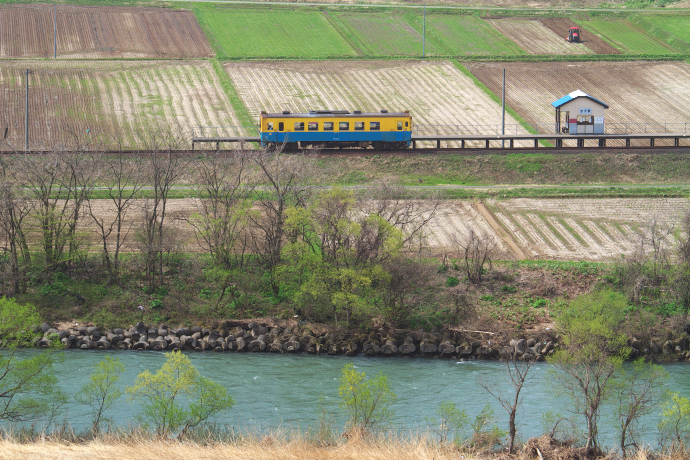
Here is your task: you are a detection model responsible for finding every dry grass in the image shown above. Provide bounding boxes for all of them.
[0,434,475,460]
[1,435,688,460]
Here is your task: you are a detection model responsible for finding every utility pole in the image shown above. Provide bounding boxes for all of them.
[54,4,57,59]
[25,69,32,151]
[502,68,506,148]
[422,0,426,58]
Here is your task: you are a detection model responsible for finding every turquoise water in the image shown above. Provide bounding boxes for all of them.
[15,350,690,448]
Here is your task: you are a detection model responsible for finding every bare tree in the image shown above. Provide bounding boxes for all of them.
[248,147,316,294]
[620,215,674,304]
[359,183,439,254]
[187,148,254,268]
[0,158,31,294]
[16,150,97,275]
[136,132,187,291]
[614,359,667,458]
[454,229,496,285]
[87,149,143,284]
[478,356,535,454]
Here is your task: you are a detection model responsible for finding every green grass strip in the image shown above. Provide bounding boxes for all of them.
[211,59,254,129]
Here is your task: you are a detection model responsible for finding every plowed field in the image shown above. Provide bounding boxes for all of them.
[466,61,690,145]
[486,197,688,261]
[0,4,212,58]
[486,18,592,55]
[0,61,239,149]
[224,60,532,147]
[538,17,620,55]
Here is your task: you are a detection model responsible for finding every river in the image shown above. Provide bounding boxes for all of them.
[15,350,690,448]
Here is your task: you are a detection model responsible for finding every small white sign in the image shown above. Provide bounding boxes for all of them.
[595,117,604,124]
[579,108,592,114]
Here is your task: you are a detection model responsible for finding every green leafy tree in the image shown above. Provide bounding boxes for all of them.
[127,350,234,438]
[659,392,690,449]
[278,189,401,325]
[0,297,66,424]
[339,363,396,435]
[425,401,469,444]
[549,289,631,450]
[75,356,125,434]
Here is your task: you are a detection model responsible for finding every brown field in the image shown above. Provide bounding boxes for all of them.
[224,60,532,147]
[486,18,593,55]
[0,4,212,58]
[466,61,690,146]
[0,60,240,149]
[538,17,620,55]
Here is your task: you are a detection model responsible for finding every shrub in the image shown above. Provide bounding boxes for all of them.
[339,363,396,435]
[446,276,460,287]
[127,350,234,438]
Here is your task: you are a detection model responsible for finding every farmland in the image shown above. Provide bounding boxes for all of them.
[328,12,524,56]
[329,11,442,56]
[0,4,212,58]
[421,14,525,56]
[224,60,533,147]
[193,6,356,58]
[466,61,690,145]
[538,17,620,54]
[0,60,240,149]
[486,197,688,261]
[578,19,678,54]
[486,18,593,55]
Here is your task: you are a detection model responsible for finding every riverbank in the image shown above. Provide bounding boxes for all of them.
[32,313,690,363]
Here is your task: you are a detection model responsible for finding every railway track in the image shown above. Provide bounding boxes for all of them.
[3,145,690,156]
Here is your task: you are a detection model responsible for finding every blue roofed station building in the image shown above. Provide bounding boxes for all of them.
[552,90,609,135]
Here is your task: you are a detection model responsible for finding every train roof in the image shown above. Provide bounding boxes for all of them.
[261,110,411,118]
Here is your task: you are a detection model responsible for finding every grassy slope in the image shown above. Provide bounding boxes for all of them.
[318,152,690,188]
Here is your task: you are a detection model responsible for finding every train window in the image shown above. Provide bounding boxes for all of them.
[354,121,364,131]
[279,122,284,131]
[370,121,380,131]
[397,121,403,130]
[324,122,333,131]
[308,122,319,131]
[405,121,408,127]
[267,122,273,131]
[339,122,349,131]
[294,122,304,131]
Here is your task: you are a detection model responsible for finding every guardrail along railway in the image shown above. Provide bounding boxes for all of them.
[191,133,690,150]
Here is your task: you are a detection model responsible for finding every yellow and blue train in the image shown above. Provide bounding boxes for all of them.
[260,110,412,150]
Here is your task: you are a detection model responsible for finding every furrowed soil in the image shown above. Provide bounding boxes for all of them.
[485,18,592,55]
[0,60,240,149]
[466,61,690,147]
[0,4,212,58]
[538,17,620,54]
[224,60,532,147]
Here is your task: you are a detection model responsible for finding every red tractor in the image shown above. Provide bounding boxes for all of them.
[566,27,581,43]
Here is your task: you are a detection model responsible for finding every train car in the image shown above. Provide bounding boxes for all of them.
[260,110,412,150]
